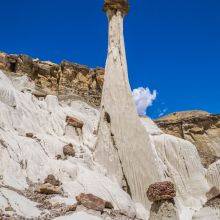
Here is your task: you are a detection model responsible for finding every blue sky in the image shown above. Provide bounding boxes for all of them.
[1,0,220,118]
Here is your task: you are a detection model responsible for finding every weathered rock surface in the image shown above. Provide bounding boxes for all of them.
[155,111,220,167]
[147,181,176,202]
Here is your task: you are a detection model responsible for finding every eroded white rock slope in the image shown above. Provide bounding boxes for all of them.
[0,70,219,219]
[0,70,140,219]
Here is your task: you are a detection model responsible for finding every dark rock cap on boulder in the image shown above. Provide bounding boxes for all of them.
[103,0,129,15]
[147,181,176,202]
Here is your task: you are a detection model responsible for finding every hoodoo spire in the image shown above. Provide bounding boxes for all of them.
[95,0,166,207]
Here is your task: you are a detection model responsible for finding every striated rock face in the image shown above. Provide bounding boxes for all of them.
[155,111,220,167]
[147,181,176,202]
[0,52,104,106]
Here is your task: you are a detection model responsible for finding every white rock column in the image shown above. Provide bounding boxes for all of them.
[95,3,166,206]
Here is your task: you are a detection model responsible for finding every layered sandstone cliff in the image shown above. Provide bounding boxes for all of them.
[155,111,220,168]
[0,52,104,106]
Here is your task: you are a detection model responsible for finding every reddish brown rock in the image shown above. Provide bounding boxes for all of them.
[63,143,75,157]
[147,181,176,202]
[66,116,84,129]
[44,174,61,186]
[76,193,113,211]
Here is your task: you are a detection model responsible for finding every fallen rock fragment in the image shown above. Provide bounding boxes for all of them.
[44,175,61,186]
[65,204,77,212]
[35,183,61,195]
[5,206,13,211]
[26,133,34,138]
[76,193,113,212]
[66,116,84,129]
[56,154,62,160]
[63,143,75,157]
[147,181,176,202]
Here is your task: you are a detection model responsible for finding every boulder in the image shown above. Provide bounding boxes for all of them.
[35,183,61,195]
[63,143,75,157]
[26,133,34,138]
[65,204,77,212]
[147,181,176,202]
[76,193,113,212]
[44,175,61,186]
[66,116,84,129]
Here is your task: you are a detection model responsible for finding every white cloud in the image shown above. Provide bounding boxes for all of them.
[132,87,157,116]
